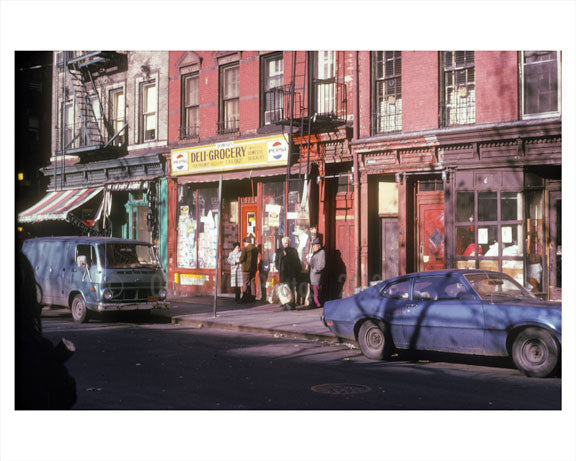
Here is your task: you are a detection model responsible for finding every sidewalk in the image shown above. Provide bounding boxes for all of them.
[168,295,342,344]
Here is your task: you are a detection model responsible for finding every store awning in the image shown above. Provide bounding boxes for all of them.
[176,163,313,185]
[18,187,104,223]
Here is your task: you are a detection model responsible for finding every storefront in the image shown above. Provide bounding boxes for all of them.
[168,134,316,296]
[440,119,562,300]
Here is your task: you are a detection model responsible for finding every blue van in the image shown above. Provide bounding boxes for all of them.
[22,237,169,322]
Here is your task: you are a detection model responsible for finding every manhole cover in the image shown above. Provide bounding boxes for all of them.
[311,383,372,395]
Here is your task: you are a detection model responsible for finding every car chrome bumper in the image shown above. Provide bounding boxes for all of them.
[96,301,170,312]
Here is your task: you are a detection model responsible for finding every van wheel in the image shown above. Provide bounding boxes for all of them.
[71,295,89,323]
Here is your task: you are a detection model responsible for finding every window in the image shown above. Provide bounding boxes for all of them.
[381,279,410,299]
[63,101,74,149]
[140,81,157,142]
[261,53,284,126]
[181,73,199,139]
[522,51,560,117]
[109,88,125,145]
[313,51,336,115]
[373,51,402,133]
[219,63,239,133]
[441,51,475,126]
[455,190,524,284]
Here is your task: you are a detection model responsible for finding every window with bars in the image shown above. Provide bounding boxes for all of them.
[140,81,157,142]
[441,51,475,126]
[373,51,402,133]
[63,101,74,149]
[219,63,239,133]
[181,73,199,138]
[261,53,284,126]
[522,51,560,117]
[313,51,336,115]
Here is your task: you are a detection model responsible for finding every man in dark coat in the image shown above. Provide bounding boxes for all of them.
[239,237,258,302]
[274,236,301,310]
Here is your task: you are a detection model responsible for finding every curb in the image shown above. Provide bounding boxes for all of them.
[171,315,345,344]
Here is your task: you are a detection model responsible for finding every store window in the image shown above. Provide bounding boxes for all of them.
[455,190,524,284]
[261,181,286,272]
[372,51,402,133]
[219,63,239,133]
[140,80,157,142]
[521,51,560,118]
[261,53,284,126]
[441,51,475,126]
[525,190,545,292]
[181,73,199,139]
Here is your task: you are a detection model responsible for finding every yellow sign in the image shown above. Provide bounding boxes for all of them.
[171,135,288,176]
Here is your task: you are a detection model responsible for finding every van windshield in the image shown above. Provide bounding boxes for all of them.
[98,243,160,269]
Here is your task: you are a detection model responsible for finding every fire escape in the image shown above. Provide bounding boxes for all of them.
[58,51,128,158]
[265,51,348,224]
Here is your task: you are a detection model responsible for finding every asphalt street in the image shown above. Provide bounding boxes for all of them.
[41,313,561,410]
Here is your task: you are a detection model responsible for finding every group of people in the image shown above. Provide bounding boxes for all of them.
[227,235,326,311]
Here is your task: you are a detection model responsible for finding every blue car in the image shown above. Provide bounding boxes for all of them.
[321,270,561,378]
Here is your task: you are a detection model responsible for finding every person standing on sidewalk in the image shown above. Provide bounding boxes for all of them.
[308,237,326,309]
[227,242,242,303]
[257,243,270,302]
[239,237,258,303]
[274,236,301,310]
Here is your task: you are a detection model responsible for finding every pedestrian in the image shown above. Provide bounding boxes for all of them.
[257,244,270,302]
[274,236,301,311]
[227,242,242,303]
[15,249,77,409]
[239,236,258,303]
[308,237,326,309]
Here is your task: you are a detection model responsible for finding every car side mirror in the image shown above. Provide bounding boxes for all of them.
[77,255,87,268]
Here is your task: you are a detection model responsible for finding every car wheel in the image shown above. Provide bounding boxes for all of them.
[71,295,89,323]
[512,327,559,378]
[358,320,389,360]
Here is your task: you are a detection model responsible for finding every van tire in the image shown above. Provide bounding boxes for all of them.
[71,295,89,323]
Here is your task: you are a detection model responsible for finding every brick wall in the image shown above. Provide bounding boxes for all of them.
[402,51,439,132]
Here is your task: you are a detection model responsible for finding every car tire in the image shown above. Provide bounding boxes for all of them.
[358,320,389,360]
[512,327,559,378]
[71,294,89,323]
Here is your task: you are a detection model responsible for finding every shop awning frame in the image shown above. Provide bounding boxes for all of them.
[18,187,104,223]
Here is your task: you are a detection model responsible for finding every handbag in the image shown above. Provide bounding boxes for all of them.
[277,283,294,305]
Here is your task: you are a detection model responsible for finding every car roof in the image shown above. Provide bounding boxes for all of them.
[382,269,503,284]
[23,236,152,246]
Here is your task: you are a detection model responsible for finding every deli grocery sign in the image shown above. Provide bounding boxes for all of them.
[171,135,288,175]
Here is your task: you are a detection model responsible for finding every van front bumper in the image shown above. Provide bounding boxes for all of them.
[96,301,170,312]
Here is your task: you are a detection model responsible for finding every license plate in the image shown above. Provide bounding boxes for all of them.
[148,296,159,302]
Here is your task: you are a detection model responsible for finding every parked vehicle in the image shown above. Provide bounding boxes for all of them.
[22,237,169,323]
[321,270,561,378]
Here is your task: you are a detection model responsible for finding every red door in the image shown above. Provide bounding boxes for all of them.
[417,190,445,272]
[335,219,355,297]
[240,203,258,243]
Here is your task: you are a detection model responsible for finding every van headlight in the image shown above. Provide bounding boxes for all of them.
[158,288,167,300]
[103,289,113,301]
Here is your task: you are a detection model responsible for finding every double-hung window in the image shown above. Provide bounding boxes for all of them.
[109,87,125,146]
[521,51,560,118]
[261,53,284,126]
[441,51,475,126]
[219,63,239,133]
[313,51,336,115]
[140,80,157,142]
[373,51,402,133]
[182,73,199,138]
[63,101,74,149]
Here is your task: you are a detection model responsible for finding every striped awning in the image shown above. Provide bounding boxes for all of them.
[18,187,103,223]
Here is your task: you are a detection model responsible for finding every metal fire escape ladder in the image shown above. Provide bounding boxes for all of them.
[64,62,104,150]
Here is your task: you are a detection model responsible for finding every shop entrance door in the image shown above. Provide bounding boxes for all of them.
[548,189,561,300]
[416,186,445,272]
[335,218,355,298]
[240,203,258,243]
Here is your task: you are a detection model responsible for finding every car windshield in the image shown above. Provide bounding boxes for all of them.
[98,243,160,269]
[464,272,537,301]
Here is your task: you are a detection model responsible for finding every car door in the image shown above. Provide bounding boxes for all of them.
[377,278,412,348]
[401,274,485,354]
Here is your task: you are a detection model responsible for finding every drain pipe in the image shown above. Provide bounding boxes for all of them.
[353,51,360,291]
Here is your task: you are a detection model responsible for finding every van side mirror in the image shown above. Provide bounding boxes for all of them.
[77,255,87,268]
